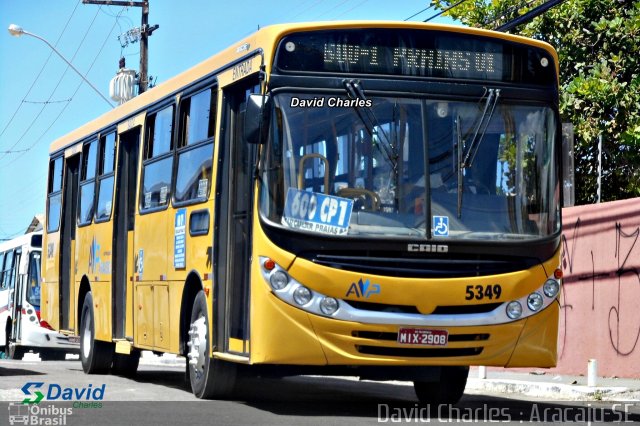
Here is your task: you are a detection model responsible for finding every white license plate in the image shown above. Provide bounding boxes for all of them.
[397,328,448,346]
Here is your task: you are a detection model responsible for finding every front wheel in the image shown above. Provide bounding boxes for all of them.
[414,366,469,405]
[187,291,236,399]
[80,292,114,373]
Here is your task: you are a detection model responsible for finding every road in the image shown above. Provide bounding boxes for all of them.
[1,357,639,425]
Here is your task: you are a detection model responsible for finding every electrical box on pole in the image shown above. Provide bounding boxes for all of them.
[82,0,158,95]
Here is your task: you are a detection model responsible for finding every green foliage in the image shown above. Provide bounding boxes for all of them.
[432,0,640,203]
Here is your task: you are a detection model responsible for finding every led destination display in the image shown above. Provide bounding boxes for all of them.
[275,29,556,85]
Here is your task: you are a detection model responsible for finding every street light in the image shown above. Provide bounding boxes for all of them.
[8,24,114,108]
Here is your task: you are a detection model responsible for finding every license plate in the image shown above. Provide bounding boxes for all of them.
[397,328,448,346]
[67,336,80,344]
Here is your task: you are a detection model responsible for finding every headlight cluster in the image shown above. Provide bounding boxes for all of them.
[505,268,561,320]
[261,257,340,316]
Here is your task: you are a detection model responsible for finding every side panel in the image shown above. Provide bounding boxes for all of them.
[136,284,153,348]
[153,284,170,349]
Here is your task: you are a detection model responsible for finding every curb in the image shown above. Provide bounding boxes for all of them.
[465,378,630,400]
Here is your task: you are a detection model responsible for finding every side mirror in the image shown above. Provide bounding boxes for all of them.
[244,93,270,144]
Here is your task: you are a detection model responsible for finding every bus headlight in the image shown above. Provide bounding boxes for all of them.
[543,279,560,298]
[319,297,339,315]
[293,286,313,306]
[269,271,289,290]
[527,292,544,311]
[506,301,522,319]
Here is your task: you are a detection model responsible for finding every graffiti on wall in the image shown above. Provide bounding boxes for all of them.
[557,199,640,376]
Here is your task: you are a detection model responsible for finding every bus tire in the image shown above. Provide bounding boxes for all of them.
[187,291,236,399]
[413,366,469,405]
[112,350,140,377]
[80,292,114,374]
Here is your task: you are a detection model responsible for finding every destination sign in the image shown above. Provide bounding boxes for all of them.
[274,29,556,85]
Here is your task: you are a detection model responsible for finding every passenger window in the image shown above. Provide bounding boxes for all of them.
[175,88,216,204]
[47,156,64,232]
[0,252,5,289]
[141,105,174,211]
[1,250,15,289]
[78,139,98,225]
[96,132,116,221]
[146,105,174,158]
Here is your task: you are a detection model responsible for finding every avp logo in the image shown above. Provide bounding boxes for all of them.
[21,382,45,405]
[345,278,381,299]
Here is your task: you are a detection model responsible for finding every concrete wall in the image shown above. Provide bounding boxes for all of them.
[555,198,640,377]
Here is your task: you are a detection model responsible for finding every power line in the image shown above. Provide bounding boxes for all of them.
[0,5,103,162]
[2,7,127,170]
[0,0,81,143]
[495,0,567,32]
[22,99,72,105]
[332,0,371,19]
[483,0,543,29]
[424,0,470,22]
[405,3,436,21]
[313,0,354,20]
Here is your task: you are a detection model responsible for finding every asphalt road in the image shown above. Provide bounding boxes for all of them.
[2,358,639,425]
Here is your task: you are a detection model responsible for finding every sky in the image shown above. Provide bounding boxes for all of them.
[0,0,456,240]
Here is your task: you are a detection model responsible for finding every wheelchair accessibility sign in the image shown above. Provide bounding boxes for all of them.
[433,215,449,237]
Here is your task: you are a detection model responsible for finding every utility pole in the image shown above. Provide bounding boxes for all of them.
[82,0,158,94]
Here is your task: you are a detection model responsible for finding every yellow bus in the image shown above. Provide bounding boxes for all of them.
[43,21,562,403]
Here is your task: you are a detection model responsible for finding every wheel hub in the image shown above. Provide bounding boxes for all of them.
[187,316,207,377]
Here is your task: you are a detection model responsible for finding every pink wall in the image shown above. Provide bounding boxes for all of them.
[555,198,640,377]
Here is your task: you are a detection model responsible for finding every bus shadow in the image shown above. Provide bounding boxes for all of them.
[0,366,46,377]
[232,375,640,421]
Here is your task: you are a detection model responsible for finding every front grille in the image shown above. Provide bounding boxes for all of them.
[352,331,490,343]
[344,300,420,314]
[305,252,538,278]
[344,300,502,315]
[431,303,502,315]
[356,345,484,357]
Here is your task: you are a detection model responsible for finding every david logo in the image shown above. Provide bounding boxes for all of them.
[21,382,44,405]
[345,278,381,299]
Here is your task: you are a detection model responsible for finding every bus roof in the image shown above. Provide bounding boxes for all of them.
[0,231,42,253]
[48,21,558,155]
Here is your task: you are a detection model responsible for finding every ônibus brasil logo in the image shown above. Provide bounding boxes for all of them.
[21,382,106,404]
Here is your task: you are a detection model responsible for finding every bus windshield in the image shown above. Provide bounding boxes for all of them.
[27,252,41,307]
[259,93,560,241]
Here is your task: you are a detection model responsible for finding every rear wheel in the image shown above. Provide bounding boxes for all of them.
[80,292,114,373]
[187,291,236,399]
[112,349,140,377]
[414,366,469,405]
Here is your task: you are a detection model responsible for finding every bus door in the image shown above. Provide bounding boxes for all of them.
[8,249,21,343]
[214,79,259,356]
[60,155,80,331]
[112,128,140,339]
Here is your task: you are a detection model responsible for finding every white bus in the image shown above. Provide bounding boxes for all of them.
[0,231,78,360]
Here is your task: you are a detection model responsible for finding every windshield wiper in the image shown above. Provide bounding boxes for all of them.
[343,79,398,172]
[461,88,500,169]
[455,88,500,218]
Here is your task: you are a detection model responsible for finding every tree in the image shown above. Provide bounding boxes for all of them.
[432,0,640,204]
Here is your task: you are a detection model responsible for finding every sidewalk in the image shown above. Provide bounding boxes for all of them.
[466,367,640,401]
